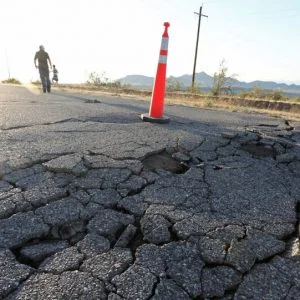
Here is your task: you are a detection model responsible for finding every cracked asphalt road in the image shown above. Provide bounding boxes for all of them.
[0,84,300,299]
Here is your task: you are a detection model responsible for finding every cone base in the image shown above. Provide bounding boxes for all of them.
[141,113,170,124]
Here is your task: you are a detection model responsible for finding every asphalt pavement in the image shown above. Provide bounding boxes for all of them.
[0,84,300,299]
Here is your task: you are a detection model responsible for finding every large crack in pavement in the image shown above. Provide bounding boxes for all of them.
[1,120,300,299]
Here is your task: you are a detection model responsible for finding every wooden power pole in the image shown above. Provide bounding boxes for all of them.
[192,6,208,89]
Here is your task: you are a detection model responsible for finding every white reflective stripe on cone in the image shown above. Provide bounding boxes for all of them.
[158,55,168,64]
[160,38,169,50]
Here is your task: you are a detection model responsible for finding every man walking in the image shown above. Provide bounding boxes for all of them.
[34,45,52,93]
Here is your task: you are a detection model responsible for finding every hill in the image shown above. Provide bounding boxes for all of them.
[119,72,300,96]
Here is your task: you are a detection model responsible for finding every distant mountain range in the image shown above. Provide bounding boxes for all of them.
[119,72,300,97]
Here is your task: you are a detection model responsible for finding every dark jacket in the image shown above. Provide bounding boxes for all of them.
[34,50,50,70]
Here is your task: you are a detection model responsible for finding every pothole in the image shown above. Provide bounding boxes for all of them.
[127,229,144,254]
[240,142,277,158]
[142,151,190,174]
[84,99,101,104]
[12,238,70,268]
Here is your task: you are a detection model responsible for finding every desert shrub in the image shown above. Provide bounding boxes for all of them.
[187,82,201,94]
[111,80,121,88]
[204,99,213,107]
[86,71,122,90]
[167,76,183,92]
[239,87,267,99]
[31,80,41,85]
[86,71,103,85]
[270,90,287,101]
[211,59,235,96]
[2,77,21,84]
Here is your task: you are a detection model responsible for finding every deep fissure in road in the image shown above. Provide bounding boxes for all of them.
[1,118,300,299]
[142,151,190,174]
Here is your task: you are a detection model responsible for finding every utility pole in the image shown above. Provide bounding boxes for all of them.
[192,5,208,89]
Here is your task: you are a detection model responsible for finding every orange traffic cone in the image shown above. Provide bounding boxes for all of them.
[141,22,170,124]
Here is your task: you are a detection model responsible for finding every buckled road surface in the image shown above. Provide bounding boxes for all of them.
[1,84,300,299]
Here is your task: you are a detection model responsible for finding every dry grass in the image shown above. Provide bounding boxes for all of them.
[52,84,300,122]
[164,94,300,121]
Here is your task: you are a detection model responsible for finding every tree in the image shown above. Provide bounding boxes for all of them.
[1,78,21,85]
[187,82,201,94]
[86,71,109,86]
[167,76,183,92]
[212,59,236,96]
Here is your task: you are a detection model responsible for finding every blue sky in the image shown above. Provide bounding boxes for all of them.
[0,0,299,84]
